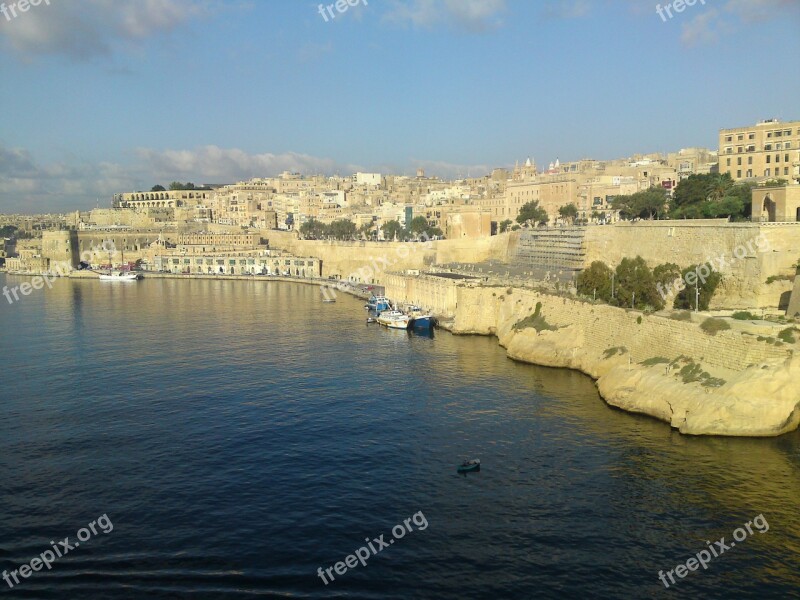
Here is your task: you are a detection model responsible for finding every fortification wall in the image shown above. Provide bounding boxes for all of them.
[383,273,800,436]
[266,231,511,282]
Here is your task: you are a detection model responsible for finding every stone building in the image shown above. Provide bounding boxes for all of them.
[752,185,800,222]
[719,119,800,183]
[154,253,320,277]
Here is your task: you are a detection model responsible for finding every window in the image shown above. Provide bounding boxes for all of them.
[786,154,790,163]
[737,170,742,178]
[776,154,780,163]
[787,142,792,149]
[768,132,773,138]
[785,168,790,176]
[765,169,771,177]
[746,169,753,178]
[737,134,743,141]
[737,147,743,153]
[749,133,755,140]
[767,155,771,163]
[746,145,755,152]
[726,158,731,166]
[785,130,792,136]
[725,147,732,154]
[748,157,753,165]
[737,157,742,165]
[725,136,732,142]
[765,144,772,151]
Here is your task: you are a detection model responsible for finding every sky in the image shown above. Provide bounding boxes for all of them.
[0,0,799,214]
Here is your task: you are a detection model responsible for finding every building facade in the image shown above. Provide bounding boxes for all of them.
[719,119,800,183]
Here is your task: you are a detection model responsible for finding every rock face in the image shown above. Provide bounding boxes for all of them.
[444,285,800,437]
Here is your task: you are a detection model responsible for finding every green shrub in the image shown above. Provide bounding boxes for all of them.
[641,356,670,366]
[766,275,793,285]
[778,327,800,344]
[673,265,721,311]
[513,301,557,332]
[670,311,692,321]
[732,311,758,320]
[700,318,730,335]
[603,346,628,359]
[636,316,643,324]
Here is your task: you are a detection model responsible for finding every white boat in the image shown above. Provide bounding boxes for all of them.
[376,310,411,330]
[98,271,139,281]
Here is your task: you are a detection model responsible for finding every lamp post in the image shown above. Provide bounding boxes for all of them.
[695,283,700,313]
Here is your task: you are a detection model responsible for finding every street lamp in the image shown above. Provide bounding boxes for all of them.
[695,283,700,313]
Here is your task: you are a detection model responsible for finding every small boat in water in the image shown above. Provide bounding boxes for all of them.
[99,271,140,281]
[366,295,391,312]
[457,459,481,473]
[376,310,411,330]
[322,298,336,303]
[404,305,434,332]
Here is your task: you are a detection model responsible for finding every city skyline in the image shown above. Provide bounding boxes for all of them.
[1,0,799,213]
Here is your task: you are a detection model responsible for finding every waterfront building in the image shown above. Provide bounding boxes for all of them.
[153,252,320,277]
[719,119,800,183]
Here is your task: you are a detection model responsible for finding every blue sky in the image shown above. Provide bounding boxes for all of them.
[1,0,799,213]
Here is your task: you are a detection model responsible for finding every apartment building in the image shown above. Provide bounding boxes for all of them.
[719,119,800,182]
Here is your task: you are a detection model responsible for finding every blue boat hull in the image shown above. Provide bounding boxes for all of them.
[411,316,433,331]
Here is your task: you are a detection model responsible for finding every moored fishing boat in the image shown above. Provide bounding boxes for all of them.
[376,310,411,330]
[366,295,391,312]
[404,304,434,331]
[98,271,140,281]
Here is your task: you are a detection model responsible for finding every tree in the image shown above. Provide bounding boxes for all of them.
[558,203,578,223]
[516,201,549,226]
[299,218,327,239]
[674,265,721,311]
[407,216,443,240]
[169,181,196,191]
[0,225,18,239]
[381,220,404,241]
[653,263,682,287]
[358,222,377,240]
[577,261,614,301]
[150,185,166,192]
[327,219,357,240]
[669,173,750,220]
[499,219,513,233]
[612,187,668,220]
[614,256,664,310]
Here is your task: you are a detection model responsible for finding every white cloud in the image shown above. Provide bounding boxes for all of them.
[678,0,800,46]
[724,0,800,22]
[0,0,207,60]
[0,143,504,213]
[136,145,362,182]
[681,9,722,46]
[383,0,506,31]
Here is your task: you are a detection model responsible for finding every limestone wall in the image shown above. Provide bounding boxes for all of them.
[266,231,511,283]
[270,222,800,308]
[382,273,800,436]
